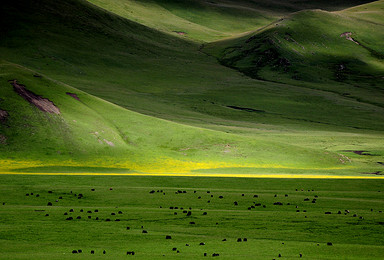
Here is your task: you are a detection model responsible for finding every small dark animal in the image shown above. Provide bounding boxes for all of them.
[172,248,177,251]
[203,212,207,215]
[78,249,82,253]
[72,250,77,254]
[91,250,94,254]
[166,235,172,239]
[47,202,52,206]
[142,230,148,233]
[199,242,205,245]
[237,238,242,242]
[327,242,333,246]
[212,253,220,257]
[127,251,135,255]
[103,250,106,254]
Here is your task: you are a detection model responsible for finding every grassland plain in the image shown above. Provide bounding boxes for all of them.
[0,175,384,259]
[0,0,384,175]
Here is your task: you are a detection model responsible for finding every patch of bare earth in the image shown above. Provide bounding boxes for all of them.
[340,32,360,45]
[0,134,7,144]
[66,92,80,101]
[10,80,60,114]
[103,139,115,146]
[173,31,187,35]
[0,110,8,121]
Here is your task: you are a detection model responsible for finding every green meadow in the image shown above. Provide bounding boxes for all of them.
[0,0,383,258]
[1,175,384,259]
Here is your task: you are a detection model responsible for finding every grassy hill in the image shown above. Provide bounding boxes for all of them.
[0,0,383,176]
[205,0,384,108]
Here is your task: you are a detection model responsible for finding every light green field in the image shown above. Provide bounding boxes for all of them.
[1,175,384,259]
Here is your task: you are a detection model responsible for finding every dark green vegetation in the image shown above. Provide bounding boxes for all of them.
[1,175,384,259]
[0,0,383,174]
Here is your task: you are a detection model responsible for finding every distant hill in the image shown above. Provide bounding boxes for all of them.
[87,0,376,42]
[205,0,384,108]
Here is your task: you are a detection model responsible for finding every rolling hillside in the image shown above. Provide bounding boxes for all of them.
[205,0,384,107]
[0,0,383,176]
[87,0,376,42]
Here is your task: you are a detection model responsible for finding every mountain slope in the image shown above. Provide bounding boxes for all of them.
[0,0,383,175]
[205,0,384,108]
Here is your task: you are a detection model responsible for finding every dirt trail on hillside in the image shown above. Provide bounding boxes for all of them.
[10,80,60,114]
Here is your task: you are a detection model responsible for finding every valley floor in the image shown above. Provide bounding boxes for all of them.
[0,175,383,259]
